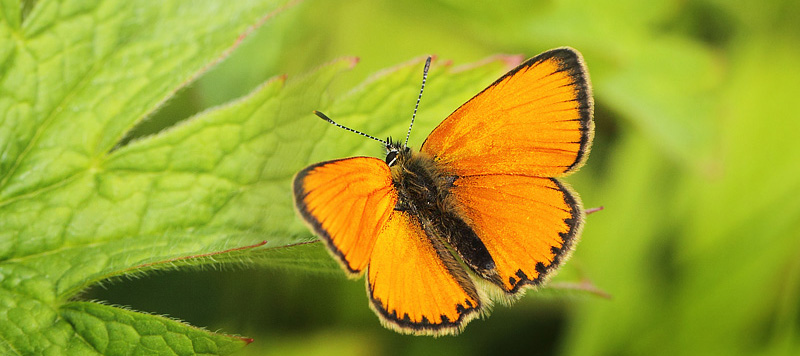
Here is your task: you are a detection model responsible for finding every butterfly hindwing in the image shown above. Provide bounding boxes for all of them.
[293,157,397,275]
[451,174,583,294]
[421,47,593,177]
[367,210,482,334]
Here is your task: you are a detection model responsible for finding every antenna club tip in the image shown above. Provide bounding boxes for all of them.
[313,110,333,122]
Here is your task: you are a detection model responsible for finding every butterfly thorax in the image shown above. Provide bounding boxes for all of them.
[385,141,500,283]
[388,147,451,215]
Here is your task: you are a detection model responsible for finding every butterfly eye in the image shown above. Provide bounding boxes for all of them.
[385,150,399,166]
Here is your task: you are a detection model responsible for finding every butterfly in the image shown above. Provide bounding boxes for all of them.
[293,47,593,335]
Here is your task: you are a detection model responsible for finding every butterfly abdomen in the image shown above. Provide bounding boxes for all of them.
[390,148,500,283]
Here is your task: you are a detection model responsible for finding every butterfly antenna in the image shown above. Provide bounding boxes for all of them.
[313,111,388,145]
[404,56,432,148]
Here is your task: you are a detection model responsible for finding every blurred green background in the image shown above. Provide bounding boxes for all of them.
[87,0,800,355]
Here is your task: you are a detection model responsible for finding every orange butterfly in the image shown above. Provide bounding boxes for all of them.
[293,47,593,335]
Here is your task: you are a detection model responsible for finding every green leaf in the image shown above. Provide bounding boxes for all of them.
[60,302,252,356]
[0,1,359,354]
[1,1,615,353]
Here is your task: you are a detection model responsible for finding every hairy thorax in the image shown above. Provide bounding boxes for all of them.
[390,149,453,217]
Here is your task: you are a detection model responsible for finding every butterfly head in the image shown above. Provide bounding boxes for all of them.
[385,137,411,167]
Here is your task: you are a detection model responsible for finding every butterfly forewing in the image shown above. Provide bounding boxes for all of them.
[421,47,593,177]
[293,157,397,275]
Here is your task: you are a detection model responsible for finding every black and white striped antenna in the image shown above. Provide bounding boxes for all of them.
[313,111,387,145]
[405,56,431,147]
[313,56,433,148]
